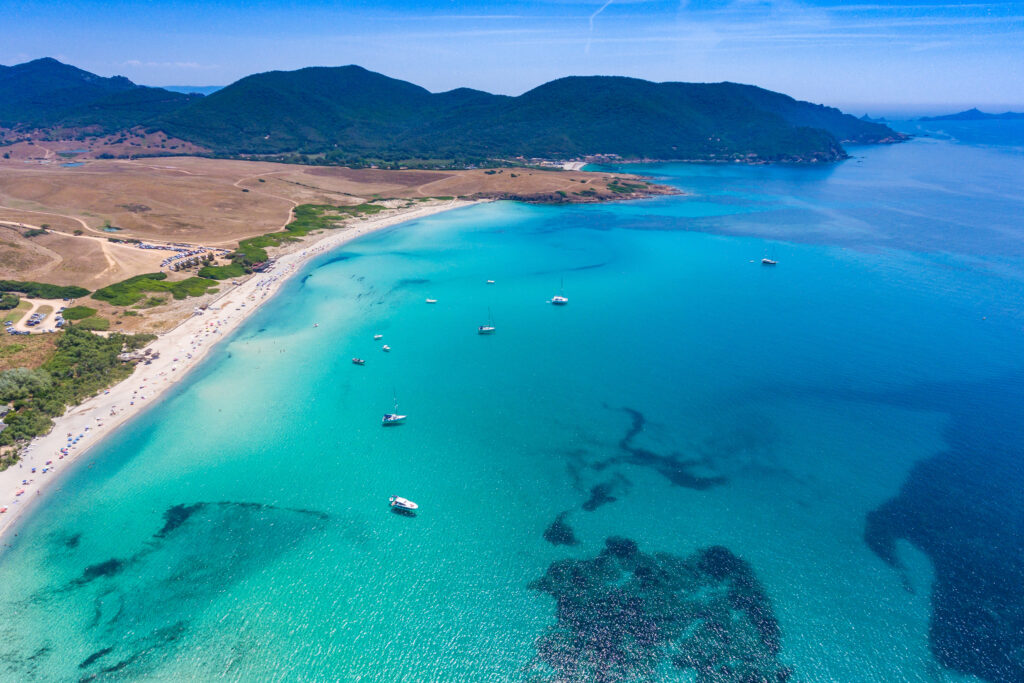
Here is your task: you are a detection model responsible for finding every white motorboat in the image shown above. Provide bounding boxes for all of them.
[352,357,365,365]
[761,258,777,266]
[425,298,437,304]
[389,496,419,511]
[382,345,391,352]
[486,280,495,284]
[374,334,383,340]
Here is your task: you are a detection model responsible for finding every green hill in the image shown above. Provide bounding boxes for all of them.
[1,58,906,162]
[0,57,199,132]
[157,68,900,162]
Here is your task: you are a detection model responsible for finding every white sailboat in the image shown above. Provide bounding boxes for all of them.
[382,391,406,425]
[550,278,568,305]
[478,307,496,334]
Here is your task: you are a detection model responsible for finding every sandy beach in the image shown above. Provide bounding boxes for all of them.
[0,198,477,542]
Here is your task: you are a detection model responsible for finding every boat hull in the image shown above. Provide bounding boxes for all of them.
[389,496,419,510]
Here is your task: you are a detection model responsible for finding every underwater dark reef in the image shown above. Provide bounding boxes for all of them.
[529,536,790,683]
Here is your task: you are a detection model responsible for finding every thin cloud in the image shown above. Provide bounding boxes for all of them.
[586,0,616,54]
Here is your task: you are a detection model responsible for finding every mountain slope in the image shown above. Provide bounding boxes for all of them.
[157,65,440,154]
[157,68,898,162]
[0,57,197,131]
[1,58,906,162]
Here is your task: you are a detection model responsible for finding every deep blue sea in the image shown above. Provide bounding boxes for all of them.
[0,122,1022,682]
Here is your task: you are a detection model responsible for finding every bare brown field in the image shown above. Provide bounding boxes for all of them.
[0,127,207,161]
[0,330,58,372]
[0,155,669,293]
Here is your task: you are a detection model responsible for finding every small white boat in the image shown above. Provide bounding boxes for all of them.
[389,495,419,510]
[761,258,777,266]
[382,345,391,352]
[425,298,437,304]
[352,358,365,365]
[373,334,383,340]
[486,280,495,284]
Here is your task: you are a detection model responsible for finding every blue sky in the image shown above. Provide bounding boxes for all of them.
[3,0,1022,114]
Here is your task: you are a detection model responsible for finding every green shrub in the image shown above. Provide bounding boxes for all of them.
[0,326,152,448]
[75,316,110,331]
[136,296,167,309]
[60,305,97,321]
[0,293,19,310]
[229,203,385,266]
[91,273,218,306]
[0,280,89,299]
[0,368,52,402]
[198,262,247,280]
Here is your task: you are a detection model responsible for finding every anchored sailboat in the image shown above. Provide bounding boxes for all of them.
[550,278,568,305]
[382,391,407,425]
[478,307,496,334]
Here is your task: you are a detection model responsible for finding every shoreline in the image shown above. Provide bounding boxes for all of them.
[0,198,479,542]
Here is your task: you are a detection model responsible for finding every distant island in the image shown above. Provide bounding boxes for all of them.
[0,57,907,166]
[920,108,1024,121]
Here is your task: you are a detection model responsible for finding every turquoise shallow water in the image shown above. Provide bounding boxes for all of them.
[1,132,1022,681]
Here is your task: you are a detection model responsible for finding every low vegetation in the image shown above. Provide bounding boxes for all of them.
[135,296,167,309]
[60,305,97,321]
[0,326,156,457]
[0,293,19,310]
[197,262,246,280]
[0,280,90,299]
[74,316,110,331]
[607,179,647,194]
[1,300,31,324]
[207,203,386,275]
[0,333,57,372]
[91,272,219,306]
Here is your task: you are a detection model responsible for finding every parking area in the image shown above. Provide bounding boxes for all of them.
[3,298,69,336]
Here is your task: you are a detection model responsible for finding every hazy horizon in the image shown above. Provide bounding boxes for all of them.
[4,0,1022,112]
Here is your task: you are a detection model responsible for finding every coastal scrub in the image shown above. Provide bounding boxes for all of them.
[92,273,219,307]
[0,326,155,458]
